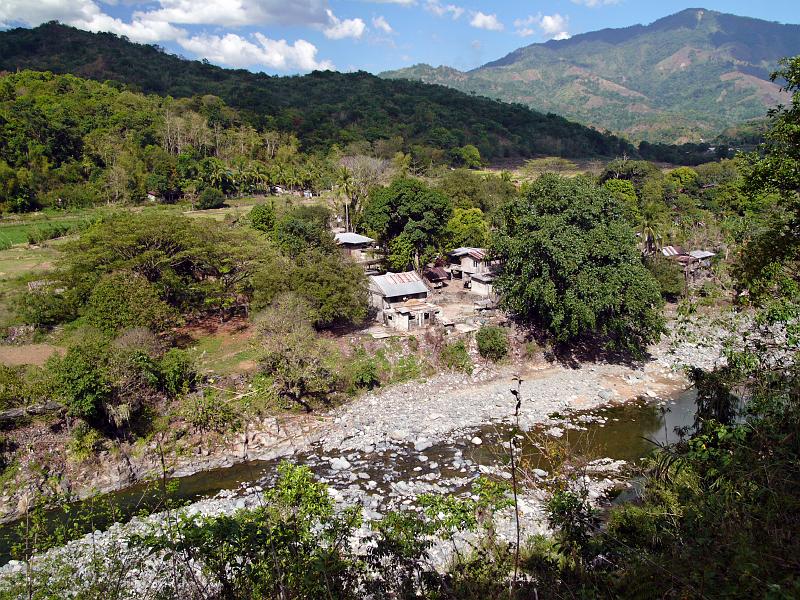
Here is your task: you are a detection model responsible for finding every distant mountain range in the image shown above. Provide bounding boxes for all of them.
[0,22,636,161]
[382,9,800,144]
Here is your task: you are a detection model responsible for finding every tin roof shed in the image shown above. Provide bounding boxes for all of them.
[370,271,429,298]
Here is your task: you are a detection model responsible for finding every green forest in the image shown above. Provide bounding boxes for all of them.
[0,17,796,600]
[0,23,639,162]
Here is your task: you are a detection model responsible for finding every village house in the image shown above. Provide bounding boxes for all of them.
[662,246,717,282]
[335,232,375,262]
[469,271,496,297]
[447,247,493,280]
[422,266,450,289]
[369,271,441,331]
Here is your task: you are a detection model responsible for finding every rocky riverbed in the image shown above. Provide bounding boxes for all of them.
[0,311,734,594]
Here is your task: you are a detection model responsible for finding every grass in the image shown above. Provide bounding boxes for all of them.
[0,243,60,329]
[187,329,259,376]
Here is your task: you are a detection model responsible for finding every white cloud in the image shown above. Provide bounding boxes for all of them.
[425,1,463,20]
[469,11,503,31]
[372,15,393,33]
[323,9,365,39]
[137,0,332,27]
[514,13,570,40]
[571,0,620,7]
[178,32,333,71]
[0,0,338,71]
[0,0,186,42]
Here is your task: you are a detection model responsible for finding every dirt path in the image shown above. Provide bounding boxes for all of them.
[0,344,61,367]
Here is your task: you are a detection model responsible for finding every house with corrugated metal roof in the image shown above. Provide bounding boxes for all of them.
[369,271,441,330]
[447,247,492,280]
[334,232,380,268]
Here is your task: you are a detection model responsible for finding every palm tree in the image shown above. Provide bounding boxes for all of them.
[640,200,668,255]
[336,166,355,231]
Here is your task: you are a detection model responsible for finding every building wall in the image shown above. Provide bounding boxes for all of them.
[471,280,493,297]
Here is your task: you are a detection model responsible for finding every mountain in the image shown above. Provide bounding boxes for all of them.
[0,22,635,161]
[382,9,799,144]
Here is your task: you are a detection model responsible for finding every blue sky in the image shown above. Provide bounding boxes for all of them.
[0,1,797,74]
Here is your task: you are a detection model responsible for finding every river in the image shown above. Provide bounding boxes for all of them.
[0,387,697,565]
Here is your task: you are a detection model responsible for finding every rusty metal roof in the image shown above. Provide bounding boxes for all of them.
[450,247,488,260]
[370,271,429,298]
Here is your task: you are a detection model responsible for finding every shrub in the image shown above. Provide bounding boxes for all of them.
[26,223,71,245]
[159,348,196,397]
[249,202,276,233]
[440,340,473,374]
[0,365,26,411]
[49,340,111,420]
[392,355,427,383]
[67,421,104,462]
[19,286,78,327]
[645,255,685,301]
[182,389,239,435]
[196,187,225,210]
[345,350,381,392]
[476,326,509,362]
[84,271,178,334]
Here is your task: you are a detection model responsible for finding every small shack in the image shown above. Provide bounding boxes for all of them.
[369,271,440,330]
[335,232,375,261]
[662,246,717,283]
[469,272,496,297]
[423,266,450,288]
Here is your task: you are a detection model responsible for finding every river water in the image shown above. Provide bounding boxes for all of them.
[0,388,697,565]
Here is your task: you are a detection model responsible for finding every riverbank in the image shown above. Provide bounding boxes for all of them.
[0,308,735,525]
[0,306,735,594]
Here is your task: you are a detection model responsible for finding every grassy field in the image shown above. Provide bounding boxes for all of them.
[0,243,60,329]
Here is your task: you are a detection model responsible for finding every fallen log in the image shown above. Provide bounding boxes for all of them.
[0,401,63,423]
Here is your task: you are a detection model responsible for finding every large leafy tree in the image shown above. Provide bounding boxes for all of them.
[35,213,269,323]
[492,174,664,352]
[737,56,800,332]
[362,178,452,270]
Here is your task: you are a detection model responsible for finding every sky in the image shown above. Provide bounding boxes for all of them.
[0,1,797,75]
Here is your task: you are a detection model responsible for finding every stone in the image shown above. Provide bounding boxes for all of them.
[470,437,483,446]
[330,457,351,471]
[414,439,433,452]
[390,429,408,441]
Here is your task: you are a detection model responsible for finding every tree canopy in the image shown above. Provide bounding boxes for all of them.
[492,174,664,352]
[362,178,452,271]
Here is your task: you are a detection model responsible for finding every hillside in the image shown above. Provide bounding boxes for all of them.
[382,8,799,144]
[0,23,635,161]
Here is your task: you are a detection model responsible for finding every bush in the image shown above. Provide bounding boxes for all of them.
[0,365,26,411]
[345,350,381,392]
[67,421,104,462]
[196,187,225,210]
[182,389,239,435]
[645,255,685,301]
[476,326,509,362]
[49,339,111,420]
[26,223,71,245]
[440,340,473,374]
[249,202,276,233]
[19,286,78,327]
[85,271,179,334]
[159,348,196,397]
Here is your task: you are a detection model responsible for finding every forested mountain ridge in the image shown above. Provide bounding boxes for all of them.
[382,8,800,144]
[0,22,636,161]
